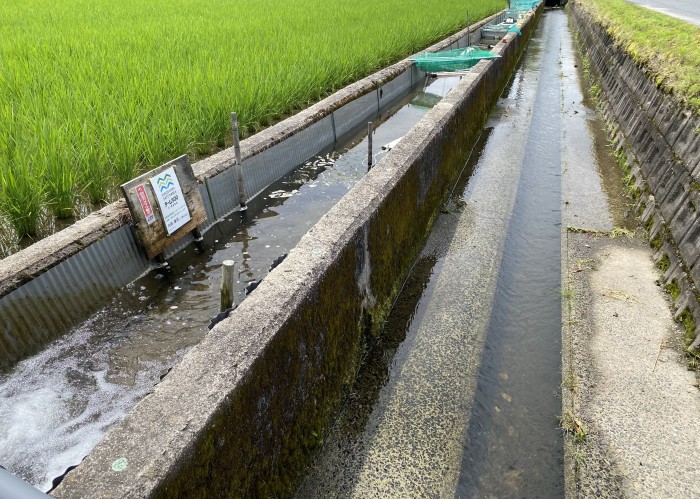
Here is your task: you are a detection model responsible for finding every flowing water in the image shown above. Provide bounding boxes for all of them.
[2,9,603,495]
[296,10,603,497]
[0,76,462,492]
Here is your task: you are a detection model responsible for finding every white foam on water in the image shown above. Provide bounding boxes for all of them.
[0,313,162,492]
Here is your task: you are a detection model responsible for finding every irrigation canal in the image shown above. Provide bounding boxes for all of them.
[298,9,595,497]
[0,68,462,491]
[2,8,612,497]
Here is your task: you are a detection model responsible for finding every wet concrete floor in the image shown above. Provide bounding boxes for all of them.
[297,10,600,497]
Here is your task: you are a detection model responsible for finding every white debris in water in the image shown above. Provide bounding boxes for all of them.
[268,190,294,199]
[0,320,161,492]
[170,306,178,310]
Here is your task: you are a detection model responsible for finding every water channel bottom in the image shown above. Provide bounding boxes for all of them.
[298,11,571,497]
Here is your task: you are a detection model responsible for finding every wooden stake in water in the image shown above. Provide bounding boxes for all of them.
[231,112,248,209]
[367,122,373,170]
[220,259,235,312]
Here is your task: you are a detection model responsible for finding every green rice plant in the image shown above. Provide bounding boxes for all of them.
[77,143,111,205]
[0,0,506,246]
[0,159,45,238]
[39,120,76,218]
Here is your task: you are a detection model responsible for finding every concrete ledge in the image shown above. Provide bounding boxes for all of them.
[54,7,541,498]
[0,201,130,298]
[569,2,700,344]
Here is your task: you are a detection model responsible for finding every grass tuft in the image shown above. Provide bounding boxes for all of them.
[656,253,670,273]
[0,161,45,237]
[561,411,587,443]
[580,0,700,116]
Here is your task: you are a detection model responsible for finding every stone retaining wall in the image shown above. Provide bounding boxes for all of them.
[570,0,700,350]
[54,7,542,498]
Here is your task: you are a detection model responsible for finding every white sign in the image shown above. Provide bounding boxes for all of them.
[149,166,191,235]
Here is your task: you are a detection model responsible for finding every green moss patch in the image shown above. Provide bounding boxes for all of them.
[656,253,670,273]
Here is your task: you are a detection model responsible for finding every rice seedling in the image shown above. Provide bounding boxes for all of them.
[0,0,505,249]
[40,120,77,218]
[0,160,45,238]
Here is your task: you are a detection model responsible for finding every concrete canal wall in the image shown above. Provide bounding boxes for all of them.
[53,7,542,498]
[0,13,505,372]
[569,1,700,351]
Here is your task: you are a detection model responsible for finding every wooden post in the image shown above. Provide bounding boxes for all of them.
[220,259,235,312]
[367,122,373,170]
[231,113,248,209]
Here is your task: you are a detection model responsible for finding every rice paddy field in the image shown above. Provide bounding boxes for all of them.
[0,0,505,253]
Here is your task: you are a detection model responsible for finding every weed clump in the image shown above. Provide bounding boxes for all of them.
[656,254,670,273]
[665,279,680,301]
[561,411,587,443]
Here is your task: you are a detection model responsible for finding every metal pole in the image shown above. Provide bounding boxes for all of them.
[367,122,373,170]
[231,112,248,209]
[466,9,470,46]
[220,259,235,312]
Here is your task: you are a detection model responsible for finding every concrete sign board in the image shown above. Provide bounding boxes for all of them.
[121,155,207,259]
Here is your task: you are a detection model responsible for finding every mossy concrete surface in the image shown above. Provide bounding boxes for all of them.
[54,7,542,498]
[569,0,700,352]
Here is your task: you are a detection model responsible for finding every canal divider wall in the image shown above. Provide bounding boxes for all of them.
[569,1,700,351]
[0,12,508,371]
[53,6,542,498]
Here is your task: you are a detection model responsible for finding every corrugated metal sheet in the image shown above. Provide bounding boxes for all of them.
[243,115,335,200]
[163,232,196,260]
[205,168,241,221]
[197,183,217,232]
[0,226,150,369]
[333,90,380,143]
[379,70,413,111]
